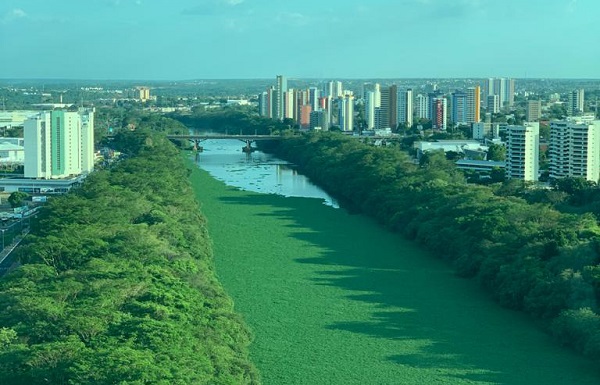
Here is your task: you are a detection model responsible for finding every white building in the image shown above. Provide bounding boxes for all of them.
[416,94,428,119]
[0,142,25,163]
[338,94,354,132]
[0,111,39,129]
[506,122,539,181]
[549,116,600,182]
[24,109,94,179]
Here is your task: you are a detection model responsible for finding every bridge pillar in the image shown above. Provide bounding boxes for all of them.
[242,139,255,153]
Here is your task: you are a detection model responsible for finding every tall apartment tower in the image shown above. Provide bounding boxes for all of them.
[387,85,398,129]
[416,94,428,119]
[275,75,288,120]
[308,87,320,112]
[506,122,539,181]
[527,100,542,122]
[365,91,377,129]
[487,95,500,114]
[451,90,468,125]
[24,109,94,179]
[258,91,268,117]
[466,86,480,123]
[431,97,447,130]
[567,89,585,116]
[486,78,515,108]
[379,87,390,129]
[397,88,413,128]
[549,117,600,182]
[332,81,343,98]
[338,94,354,132]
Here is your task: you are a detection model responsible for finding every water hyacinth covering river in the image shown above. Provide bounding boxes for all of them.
[188,141,599,385]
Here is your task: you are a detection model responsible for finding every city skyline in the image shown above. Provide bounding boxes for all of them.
[1,0,599,80]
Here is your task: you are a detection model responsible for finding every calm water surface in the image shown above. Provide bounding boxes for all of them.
[195,139,338,208]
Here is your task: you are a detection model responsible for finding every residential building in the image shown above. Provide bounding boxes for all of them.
[487,94,500,114]
[466,86,480,123]
[338,94,354,132]
[275,75,287,120]
[416,94,428,119]
[430,96,447,130]
[451,90,468,125]
[138,87,150,102]
[567,89,585,116]
[398,88,413,128]
[24,108,95,179]
[472,122,492,140]
[308,87,320,112]
[549,116,600,182]
[527,100,542,122]
[365,91,377,129]
[506,122,539,181]
[387,85,398,129]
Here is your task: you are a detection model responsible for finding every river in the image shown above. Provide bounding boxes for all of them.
[191,140,599,385]
[196,139,338,207]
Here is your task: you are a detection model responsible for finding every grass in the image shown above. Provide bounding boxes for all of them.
[188,163,599,385]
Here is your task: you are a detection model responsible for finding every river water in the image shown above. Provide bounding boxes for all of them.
[195,139,338,207]
[191,139,600,385]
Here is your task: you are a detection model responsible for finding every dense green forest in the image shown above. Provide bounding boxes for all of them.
[0,129,259,384]
[171,107,292,135]
[263,132,600,364]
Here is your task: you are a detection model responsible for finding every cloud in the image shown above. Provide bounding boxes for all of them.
[1,8,28,24]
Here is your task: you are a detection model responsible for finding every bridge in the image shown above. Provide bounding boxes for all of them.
[166,134,284,141]
[167,134,285,154]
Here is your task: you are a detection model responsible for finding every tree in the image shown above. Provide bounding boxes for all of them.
[7,192,28,208]
[487,143,506,161]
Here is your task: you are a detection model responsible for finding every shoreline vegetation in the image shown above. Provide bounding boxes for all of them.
[0,129,259,384]
[260,131,600,366]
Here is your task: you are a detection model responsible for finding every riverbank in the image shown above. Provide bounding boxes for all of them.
[188,158,599,385]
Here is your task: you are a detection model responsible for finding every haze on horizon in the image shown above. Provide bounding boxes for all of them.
[0,0,598,81]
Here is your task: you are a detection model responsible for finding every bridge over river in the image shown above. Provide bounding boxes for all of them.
[167,133,402,153]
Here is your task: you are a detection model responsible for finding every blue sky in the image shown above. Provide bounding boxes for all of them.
[0,0,598,79]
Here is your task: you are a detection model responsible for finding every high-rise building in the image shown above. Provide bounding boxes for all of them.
[549,116,600,182]
[486,78,515,108]
[275,75,288,120]
[431,97,447,130]
[258,91,268,117]
[466,86,480,123]
[308,87,320,112]
[332,81,343,98]
[24,109,94,179]
[284,89,295,120]
[387,85,398,129]
[567,89,585,116]
[309,109,330,131]
[451,90,468,125]
[138,87,150,102]
[299,105,312,129]
[527,100,542,122]
[397,88,413,128]
[380,87,391,130]
[365,91,376,129]
[506,122,539,181]
[338,94,354,132]
[487,94,500,114]
[416,94,428,119]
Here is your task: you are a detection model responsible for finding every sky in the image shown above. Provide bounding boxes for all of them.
[0,0,598,80]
